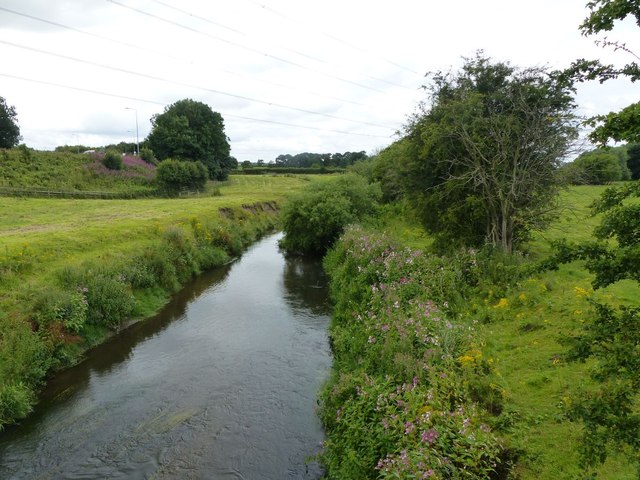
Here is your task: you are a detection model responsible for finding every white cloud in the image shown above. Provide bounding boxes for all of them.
[0,0,638,161]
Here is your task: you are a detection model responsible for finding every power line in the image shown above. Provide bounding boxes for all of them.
[145,0,413,90]
[0,5,365,107]
[0,73,391,139]
[1,39,393,130]
[108,0,389,94]
[244,0,421,76]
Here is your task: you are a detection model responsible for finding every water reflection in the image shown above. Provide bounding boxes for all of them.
[283,256,331,316]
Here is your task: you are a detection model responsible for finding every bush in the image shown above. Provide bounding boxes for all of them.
[33,287,88,334]
[140,147,156,165]
[565,150,623,184]
[102,149,123,170]
[156,159,208,195]
[0,383,33,429]
[280,174,380,256]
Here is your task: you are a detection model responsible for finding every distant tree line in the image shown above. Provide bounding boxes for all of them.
[272,151,368,168]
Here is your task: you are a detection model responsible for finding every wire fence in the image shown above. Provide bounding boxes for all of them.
[0,186,157,199]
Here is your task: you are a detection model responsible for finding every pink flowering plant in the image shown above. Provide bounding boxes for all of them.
[319,227,503,478]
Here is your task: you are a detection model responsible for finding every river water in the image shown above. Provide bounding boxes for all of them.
[0,234,332,479]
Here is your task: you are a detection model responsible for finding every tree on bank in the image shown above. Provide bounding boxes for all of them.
[147,99,234,180]
[398,53,578,252]
[0,96,21,149]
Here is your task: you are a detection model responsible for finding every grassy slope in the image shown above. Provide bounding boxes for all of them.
[0,149,155,194]
[0,175,317,307]
[383,186,638,479]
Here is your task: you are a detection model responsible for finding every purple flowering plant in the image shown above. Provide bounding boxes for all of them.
[319,227,502,478]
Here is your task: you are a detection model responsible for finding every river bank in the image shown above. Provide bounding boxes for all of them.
[0,234,331,479]
[0,175,320,429]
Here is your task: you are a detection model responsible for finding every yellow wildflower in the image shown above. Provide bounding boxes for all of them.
[574,286,590,297]
[493,298,509,309]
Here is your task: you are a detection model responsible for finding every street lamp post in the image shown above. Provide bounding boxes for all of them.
[125,107,139,156]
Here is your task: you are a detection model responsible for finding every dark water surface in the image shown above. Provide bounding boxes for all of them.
[0,234,332,479]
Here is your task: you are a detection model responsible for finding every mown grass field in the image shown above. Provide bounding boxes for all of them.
[0,175,316,285]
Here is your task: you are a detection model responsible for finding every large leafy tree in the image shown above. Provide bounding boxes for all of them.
[562,0,640,144]
[147,99,232,180]
[0,96,21,149]
[400,54,578,252]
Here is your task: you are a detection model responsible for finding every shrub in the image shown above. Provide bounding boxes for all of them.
[84,274,135,329]
[140,147,156,165]
[156,159,208,195]
[0,383,33,429]
[280,174,380,256]
[102,149,124,170]
[318,227,503,478]
[565,150,623,184]
[33,287,88,334]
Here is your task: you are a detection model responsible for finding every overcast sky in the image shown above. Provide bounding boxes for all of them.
[1,0,638,162]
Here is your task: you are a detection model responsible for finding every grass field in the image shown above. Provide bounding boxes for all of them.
[0,175,313,275]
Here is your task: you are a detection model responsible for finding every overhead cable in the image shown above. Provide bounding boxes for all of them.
[1,39,393,130]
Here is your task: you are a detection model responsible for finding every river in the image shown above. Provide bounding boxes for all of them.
[0,233,332,479]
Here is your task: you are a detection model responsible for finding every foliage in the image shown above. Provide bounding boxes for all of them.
[279,174,380,256]
[102,149,124,170]
[563,149,624,184]
[274,150,368,168]
[140,146,156,164]
[319,227,503,479]
[564,302,640,472]
[560,0,640,145]
[0,96,21,149]
[147,98,233,180]
[370,140,410,203]
[400,53,578,253]
[627,143,640,179]
[543,180,640,472]
[156,159,208,195]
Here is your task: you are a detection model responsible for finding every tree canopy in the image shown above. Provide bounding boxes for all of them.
[0,96,21,149]
[147,99,233,180]
[562,0,640,144]
[396,54,578,252]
